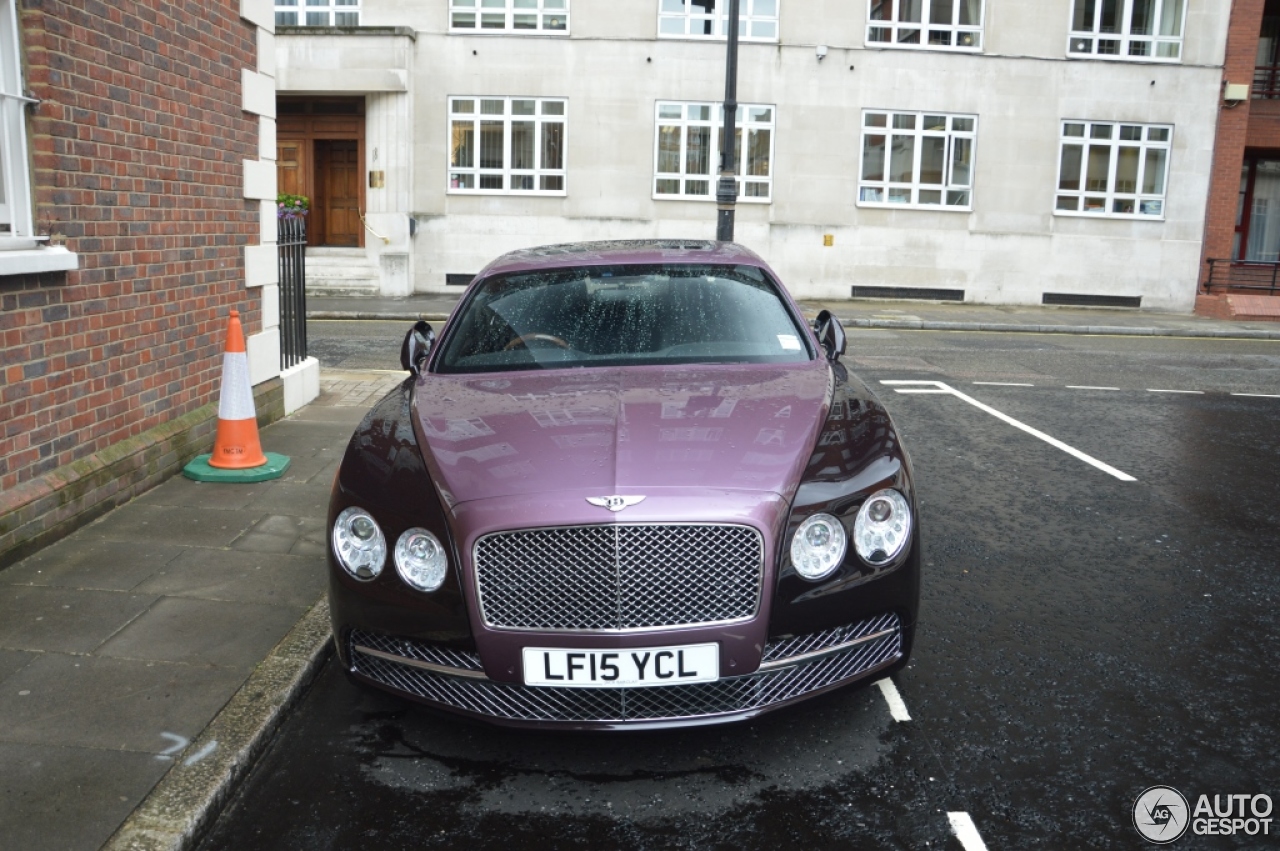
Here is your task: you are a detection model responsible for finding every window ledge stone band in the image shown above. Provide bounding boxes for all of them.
[0,245,79,276]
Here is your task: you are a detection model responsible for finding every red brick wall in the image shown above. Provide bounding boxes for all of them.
[1200,0,1267,287]
[0,1,260,492]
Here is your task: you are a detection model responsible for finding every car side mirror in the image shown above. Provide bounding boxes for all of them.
[400,320,435,376]
[812,310,846,361]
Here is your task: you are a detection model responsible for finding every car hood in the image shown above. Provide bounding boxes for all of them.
[412,363,831,508]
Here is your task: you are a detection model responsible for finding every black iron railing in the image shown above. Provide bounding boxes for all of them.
[279,216,308,369]
[1255,64,1280,99]
[1205,259,1280,295]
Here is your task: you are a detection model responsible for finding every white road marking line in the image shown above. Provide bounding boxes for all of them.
[892,388,953,394]
[1233,393,1280,399]
[881,380,1137,482]
[972,381,1035,387]
[1065,385,1121,391]
[1147,389,1203,394]
[948,812,991,851]
[874,678,911,722]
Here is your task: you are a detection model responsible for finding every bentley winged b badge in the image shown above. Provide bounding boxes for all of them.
[586,495,647,512]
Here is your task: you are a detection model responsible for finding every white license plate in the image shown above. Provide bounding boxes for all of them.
[523,643,719,688]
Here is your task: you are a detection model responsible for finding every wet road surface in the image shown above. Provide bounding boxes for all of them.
[200,328,1280,849]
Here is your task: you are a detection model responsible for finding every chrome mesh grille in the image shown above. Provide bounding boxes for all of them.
[474,524,763,631]
[351,630,483,672]
[349,613,902,724]
[761,612,900,663]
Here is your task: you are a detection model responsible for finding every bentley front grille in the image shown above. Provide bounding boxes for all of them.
[348,613,903,725]
[473,523,763,631]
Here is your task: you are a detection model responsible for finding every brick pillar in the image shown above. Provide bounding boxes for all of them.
[1200,0,1268,297]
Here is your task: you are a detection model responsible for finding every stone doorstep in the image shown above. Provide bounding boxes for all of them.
[0,380,284,571]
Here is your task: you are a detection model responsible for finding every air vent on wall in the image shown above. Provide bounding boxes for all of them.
[851,286,965,302]
[446,274,475,287]
[1042,293,1142,308]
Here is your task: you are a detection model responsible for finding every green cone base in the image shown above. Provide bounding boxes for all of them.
[182,452,291,483]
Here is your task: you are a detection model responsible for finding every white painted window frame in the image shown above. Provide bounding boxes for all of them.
[449,0,569,34]
[657,0,780,43]
[274,0,361,27]
[652,101,775,203]
[1066,0,1186,62]
[857,110,977,211]
[1054,120,1172,219]
[447,96,568,196]
[866,0,985,52]
[0,0,33,242]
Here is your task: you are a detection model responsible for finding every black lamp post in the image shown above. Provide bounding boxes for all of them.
[715,0,741,243]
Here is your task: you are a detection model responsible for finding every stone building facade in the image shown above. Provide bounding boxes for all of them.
[277,0,1228,312]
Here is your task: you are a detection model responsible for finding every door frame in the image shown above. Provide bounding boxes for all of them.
[276,97,366,248]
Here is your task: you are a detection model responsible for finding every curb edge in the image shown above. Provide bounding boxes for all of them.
[102,598,333,851]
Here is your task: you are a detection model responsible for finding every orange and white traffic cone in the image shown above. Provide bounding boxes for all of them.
[183,309,289,483]
[208,309,269,469]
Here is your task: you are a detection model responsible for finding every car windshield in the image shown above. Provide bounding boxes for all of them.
[434,263,814,373]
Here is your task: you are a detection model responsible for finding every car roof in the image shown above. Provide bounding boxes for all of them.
[475,240,771,278]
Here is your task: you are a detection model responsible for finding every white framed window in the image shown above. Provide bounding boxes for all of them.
[450,0,568,33]
[658,0,779,42]
[1055,120,1171,218]
[0,0,33,240]
[653,102,774,202]
[1067,0,1185,61]
[275,0,360,27]
[858,110,976,210]
[448,97,567,194]
[867,0,984,51]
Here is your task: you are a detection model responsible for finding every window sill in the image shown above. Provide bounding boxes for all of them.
[653,194,772,205]
[1054,210,1166,222]
[0,245,79,276]
[1065,50,1181,64]
[866,42,983,54]
[446,189,568,197]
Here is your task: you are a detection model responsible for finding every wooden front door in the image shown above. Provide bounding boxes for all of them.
[317,140,361,247]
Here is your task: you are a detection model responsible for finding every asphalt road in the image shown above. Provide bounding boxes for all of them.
[200,325,1280,850]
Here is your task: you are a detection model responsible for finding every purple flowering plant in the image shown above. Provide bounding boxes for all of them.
[277,193,310,220]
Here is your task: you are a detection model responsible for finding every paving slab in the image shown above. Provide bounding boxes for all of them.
[95,597,308,672]
[0,741,171,851]
[230,514,328,557]
[0,649,35,684]
[0,538,186,591]
[81,504,266,549]
[133,548,326,609]
[242,481,332,517]
[134,478,270,511]
[0,653,247,752]
[0,586,157,653]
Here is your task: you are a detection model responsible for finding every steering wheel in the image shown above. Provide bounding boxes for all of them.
[503,333,571,351]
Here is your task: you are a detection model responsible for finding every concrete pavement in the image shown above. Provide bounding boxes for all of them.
[0,373,403,851]
[1,292,1277,851]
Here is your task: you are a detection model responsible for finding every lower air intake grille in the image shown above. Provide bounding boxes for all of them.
[349,613,902,724]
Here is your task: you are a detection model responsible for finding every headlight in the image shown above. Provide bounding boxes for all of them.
[853,489,912,566]
[791,512,848,581]
[332,507,386,580]
[394,528,448,592]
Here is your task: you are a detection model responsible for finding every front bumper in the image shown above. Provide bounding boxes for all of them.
[344,611,905,730]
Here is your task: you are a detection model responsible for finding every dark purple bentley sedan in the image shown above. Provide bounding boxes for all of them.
[327,240,919,729]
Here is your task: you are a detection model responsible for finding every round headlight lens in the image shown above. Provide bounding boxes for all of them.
[332,507,386,580]
[791,512,848,581]
[853,489,912,566]
[394,528,448,592]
